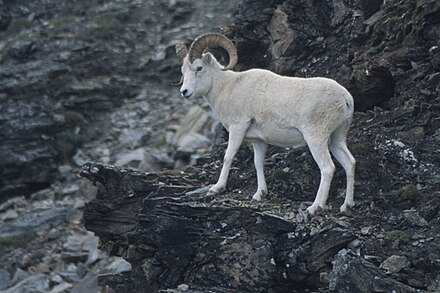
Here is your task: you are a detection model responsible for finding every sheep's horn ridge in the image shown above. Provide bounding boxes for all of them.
[175,43,188,64]
[188,33,237,70]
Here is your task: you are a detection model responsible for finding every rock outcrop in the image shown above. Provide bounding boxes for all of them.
[234,0,439,113]
[81,160,438,292]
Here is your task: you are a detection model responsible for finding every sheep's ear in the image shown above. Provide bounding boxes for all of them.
[202,53,212,65]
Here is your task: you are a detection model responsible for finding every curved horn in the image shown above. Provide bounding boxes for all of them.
[175,43,188,64]
[170,75,183,86]
[188,33,237,70]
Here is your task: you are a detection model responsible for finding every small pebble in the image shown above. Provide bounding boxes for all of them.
[177,283,190,292]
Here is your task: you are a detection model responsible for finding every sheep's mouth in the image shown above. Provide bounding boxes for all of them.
[183,92,193,99]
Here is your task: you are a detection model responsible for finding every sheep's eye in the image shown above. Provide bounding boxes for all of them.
[196,66,203,72]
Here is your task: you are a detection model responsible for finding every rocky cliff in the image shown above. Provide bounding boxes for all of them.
[80,0,440,292]
[0,0,235,199]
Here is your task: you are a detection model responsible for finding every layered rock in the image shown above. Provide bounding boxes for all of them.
[81,162,437,292]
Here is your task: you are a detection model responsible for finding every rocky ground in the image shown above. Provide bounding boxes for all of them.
[1,0,439,292]
[0,0,236,292]
[0,0,236,198]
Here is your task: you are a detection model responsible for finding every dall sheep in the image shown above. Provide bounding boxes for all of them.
[175,33,356,215]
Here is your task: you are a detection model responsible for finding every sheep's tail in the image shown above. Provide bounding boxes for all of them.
[344,91,354,115]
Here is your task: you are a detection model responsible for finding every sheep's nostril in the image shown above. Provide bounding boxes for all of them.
[181,89,188,96]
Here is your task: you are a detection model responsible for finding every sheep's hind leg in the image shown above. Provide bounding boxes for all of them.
[251,140,268,202]
[305,138,335,215]
[329,134,356,213]
[207,124,249,196]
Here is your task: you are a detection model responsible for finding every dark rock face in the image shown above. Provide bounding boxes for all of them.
[234,0,439,113]
[0,3,11,32]
[0,0,143,197]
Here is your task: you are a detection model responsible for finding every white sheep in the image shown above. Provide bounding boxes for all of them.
[175,33,356,215]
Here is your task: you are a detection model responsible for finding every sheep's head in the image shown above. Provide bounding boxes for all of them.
[175,33,237,99]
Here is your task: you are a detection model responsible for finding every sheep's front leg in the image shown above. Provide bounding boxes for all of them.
[207,124,249,196]
[251,140,268,202]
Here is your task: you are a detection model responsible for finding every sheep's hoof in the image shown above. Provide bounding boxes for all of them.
[340,201,355,213]
[249,198,260,205]
[207,184,224,196]
[251,192,264,202]
[206,189,217,196]
[251,189,267,201]
[306,204,325,215]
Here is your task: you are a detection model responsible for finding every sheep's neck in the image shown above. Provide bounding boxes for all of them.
[203,70,234,111]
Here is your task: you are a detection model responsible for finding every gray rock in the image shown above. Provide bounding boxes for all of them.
[59,272,81,283]
[0,207,67,237]
[176,132,210,153]
[0,197,26,212]
[330,250,416,292]
[402,209,428,227]
[360,226,372,235]
[50,282,73,293]
[114,148,146,168]
[62,232,102,265]
[171,106,213,154]
[73,199,86,209]
[9,269,29,287]
[8,40,36,59]
[118,128,148,149]
[57,164,73,176]
[66,208,83,224]
[30,188,55,201]
[106,258,132,273]
[114,147,174,172]
[0,209,19,221]
[72,149,88,167]
[50,274,63,284]
[0,207,67,238]
[380,255,410,273]
[61,184,79,196]
[0,268,11,290]
[4,274,49,293]
[69,271,99,293]
[177,283,190,292]
[268,6,294,60]
[71,258,131,293]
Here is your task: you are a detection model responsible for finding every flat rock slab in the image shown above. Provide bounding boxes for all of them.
[80,162,420,293]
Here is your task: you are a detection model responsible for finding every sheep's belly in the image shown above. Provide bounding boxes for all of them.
[245,124,306,148]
